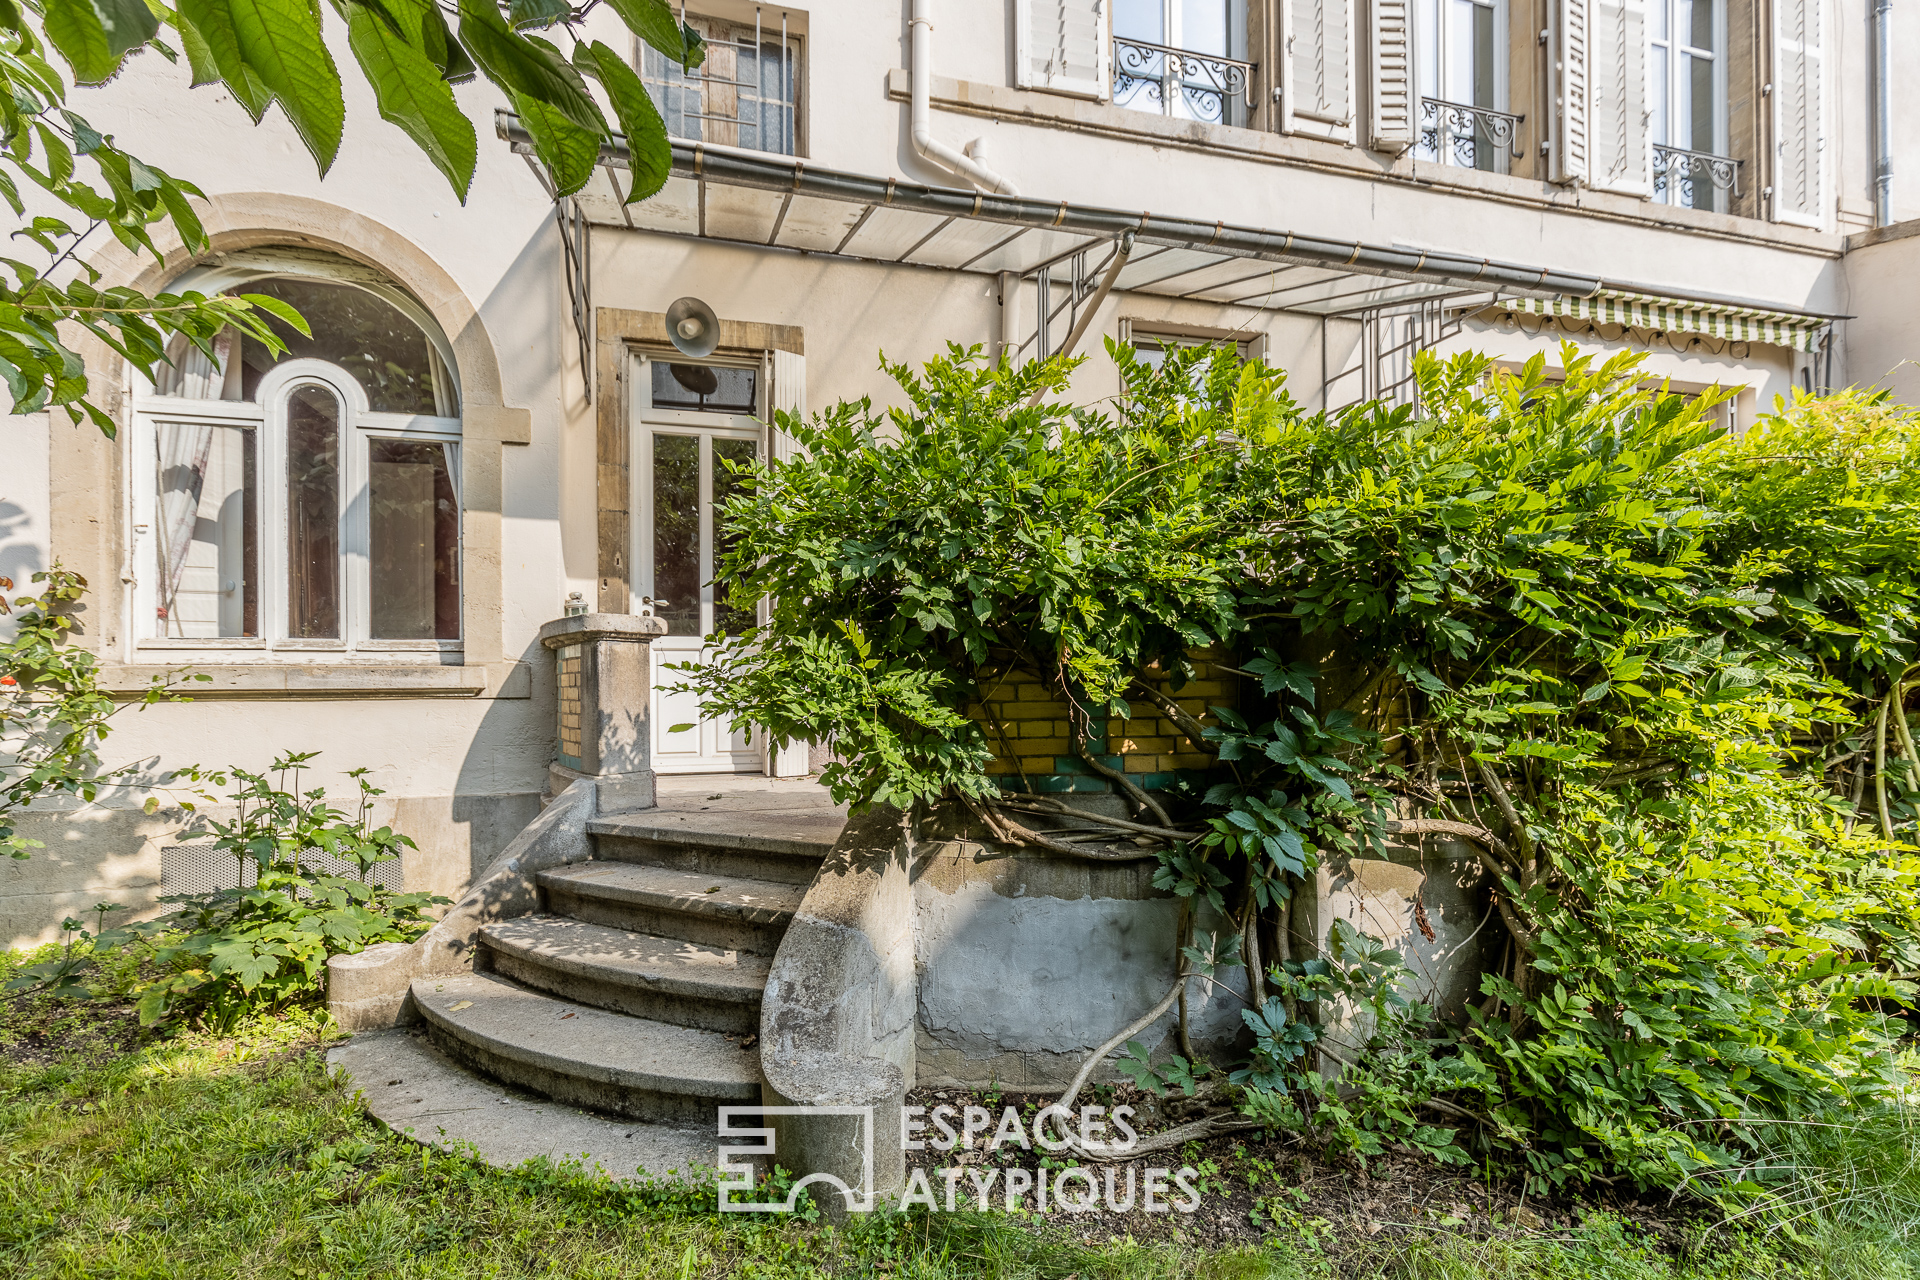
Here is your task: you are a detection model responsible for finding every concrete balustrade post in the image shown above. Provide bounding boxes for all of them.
[537,613,669,813]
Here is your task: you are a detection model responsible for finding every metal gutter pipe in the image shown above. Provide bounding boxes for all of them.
[1875,0,1894,226]
[909,0,1018,195]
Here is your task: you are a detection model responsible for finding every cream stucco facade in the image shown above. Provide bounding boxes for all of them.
[5,0,1920,944]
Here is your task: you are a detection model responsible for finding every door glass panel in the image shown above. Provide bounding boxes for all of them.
[286,384,340,638]
[652,433,701,635]
[154,422,256,637]
[369,438,460,639]
[712,437,758,636]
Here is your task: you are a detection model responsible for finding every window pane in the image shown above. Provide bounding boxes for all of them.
[286,384,340,639]
[1114,0,1165,41]
[1651,46,1670,146]
[712,437,758,636]
[369,439,460,640]
[154,422,256,637]
[651,362,758,413]
[1687,0,1713,50]
[237,277,450,415]
[1687,52,1716,153]
[1181,0,1228,54]
[652,434,701,636]
[1651,0,1669,40]
[1471,2,1495,111]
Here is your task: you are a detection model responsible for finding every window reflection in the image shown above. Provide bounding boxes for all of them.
[286,384,341,639]
[154,422,256,637]
[370,439,460,640]
[653,434,702,636]
[712,437,758,636]
[651,362,759,414]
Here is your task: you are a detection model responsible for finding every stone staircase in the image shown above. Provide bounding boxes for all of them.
[406,810,838,1131]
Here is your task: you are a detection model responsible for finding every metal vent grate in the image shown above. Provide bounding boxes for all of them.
[160,843,405,895]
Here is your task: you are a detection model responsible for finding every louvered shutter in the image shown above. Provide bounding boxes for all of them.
[1284,0,1355,133]
[1772,0,1824,226]
[1014,0,1111,101]
[1587,0,1650,195]
[1549,0,1590,184]
[766,347,810,778]
[1367,0,1417,150]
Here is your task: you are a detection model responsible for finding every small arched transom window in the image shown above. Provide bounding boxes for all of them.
[132,255,462,656]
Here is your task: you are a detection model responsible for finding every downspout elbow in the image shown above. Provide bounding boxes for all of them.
[908,3,1020,196]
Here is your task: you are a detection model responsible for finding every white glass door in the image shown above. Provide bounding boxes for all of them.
[634,356,764,774]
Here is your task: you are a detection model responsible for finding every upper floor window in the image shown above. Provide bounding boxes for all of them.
[1416,0,1515,172]
[1112,0,1252,126]
[133,263,462,655]
[1650,0,1731,211]
[640,12,800,154]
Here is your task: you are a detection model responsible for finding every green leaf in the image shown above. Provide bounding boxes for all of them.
[601,0,703,67]
[457,0,605,136]
[418,1,476,83]
[236,291,312,337]
[509,88,600,196]
[577,40,669,202]
[43,0,117,83]
[175,0,276,120]
[345,0,477,199]
[506,0,568,29]
[224,0,347,171]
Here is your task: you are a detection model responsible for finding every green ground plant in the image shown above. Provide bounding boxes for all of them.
[681,342,1920,1199]
[0,565,204,859]
[2,1003,1911,1278]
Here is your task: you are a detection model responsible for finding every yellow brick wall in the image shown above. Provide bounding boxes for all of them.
[964,649,1239,787]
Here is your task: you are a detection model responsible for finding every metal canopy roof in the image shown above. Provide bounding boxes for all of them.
[497,112,1833,342]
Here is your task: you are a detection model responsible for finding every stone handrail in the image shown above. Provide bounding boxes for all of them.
[757,803,918,1213]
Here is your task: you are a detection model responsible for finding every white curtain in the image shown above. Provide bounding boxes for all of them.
[154,330,233,399]
[155,421,215,630]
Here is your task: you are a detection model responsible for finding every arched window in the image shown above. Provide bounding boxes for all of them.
[130,251,462,655]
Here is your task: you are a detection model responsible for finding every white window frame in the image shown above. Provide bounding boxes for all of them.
[130,358,463,661]
[1648,0,1729,208]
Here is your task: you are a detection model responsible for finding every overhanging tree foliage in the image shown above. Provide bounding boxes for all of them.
[682,342,1920,1192]
[0,0,695,432]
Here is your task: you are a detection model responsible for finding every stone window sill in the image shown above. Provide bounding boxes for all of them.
[102,663,511,700]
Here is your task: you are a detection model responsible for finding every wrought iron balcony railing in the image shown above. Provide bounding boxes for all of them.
[1420,98,1524,173]
[1653,144,1742,205]
[1112,36,1254,126]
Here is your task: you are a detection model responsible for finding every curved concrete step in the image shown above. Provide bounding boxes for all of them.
[480,915,768,1035]
[587,815,837,886]
[411,971,760,1125]
[539,861,804,955]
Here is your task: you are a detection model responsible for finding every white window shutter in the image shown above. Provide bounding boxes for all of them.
[1587,0,1651,195]
[1285,0,1355,133]
[1772,0,1824,226]
[1014,0,1111,101]
[765,346,810,778]
[1549,0,1590,185]
[1367,0,1417,151]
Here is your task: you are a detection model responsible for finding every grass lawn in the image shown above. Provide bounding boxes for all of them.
[2,944,1917,1279]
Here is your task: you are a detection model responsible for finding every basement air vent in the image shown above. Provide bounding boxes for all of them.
[160,843,405,895]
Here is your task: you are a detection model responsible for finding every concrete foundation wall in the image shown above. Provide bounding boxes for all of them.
[3,788,540,950]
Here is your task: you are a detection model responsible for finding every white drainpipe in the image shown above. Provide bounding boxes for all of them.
[909,0,1019,195]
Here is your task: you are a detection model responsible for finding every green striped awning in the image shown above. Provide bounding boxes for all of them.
[1506,290,1827,352]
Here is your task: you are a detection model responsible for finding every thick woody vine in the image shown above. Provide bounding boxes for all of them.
[681,339,1920,1195]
